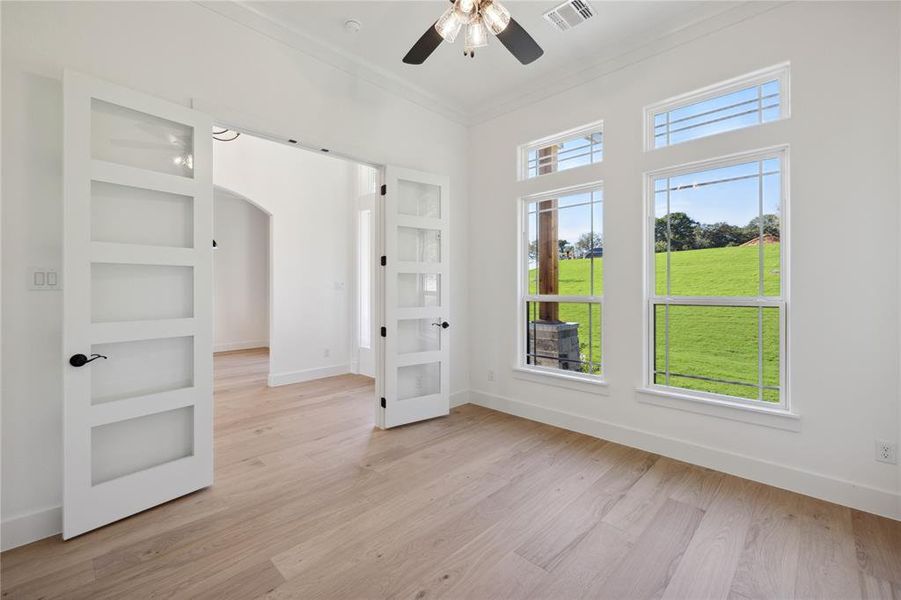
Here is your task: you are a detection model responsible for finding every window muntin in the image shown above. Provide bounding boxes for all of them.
[654,157,782,297]
[522,185,604,378]
[649,150,786,405]
[521,122,603,180]
[653,304,781,402]
[647,65,788,150]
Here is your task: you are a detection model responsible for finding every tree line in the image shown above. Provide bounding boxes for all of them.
[529,232,602,261]
[654,213,779,252]
[528,212,780,261]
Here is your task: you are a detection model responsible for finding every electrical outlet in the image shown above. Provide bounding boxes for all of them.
[487,369,495,382]
[323,348,330,358]
[875,440,897,464]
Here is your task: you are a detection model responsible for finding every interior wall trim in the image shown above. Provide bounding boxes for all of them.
[213,340,270,353]
[267,364,351,387]
[1,506,62,552]
[466,389,901,521]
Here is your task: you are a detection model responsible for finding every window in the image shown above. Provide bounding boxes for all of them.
[648,149,787,406]
[647,64,789,150]
[521,184,604,378]
[358,209,371,349]
[520,121,603,180]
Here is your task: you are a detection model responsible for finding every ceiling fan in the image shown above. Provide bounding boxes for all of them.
[403,0,544,65]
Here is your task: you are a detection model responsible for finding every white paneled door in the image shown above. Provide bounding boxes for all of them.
[62,71,213,538]
[378,167,450,429]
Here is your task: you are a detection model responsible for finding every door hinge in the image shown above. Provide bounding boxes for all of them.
[380,256,386,266]
[380,326,387,337]
[380,397,386,408]
[380,184,387,196]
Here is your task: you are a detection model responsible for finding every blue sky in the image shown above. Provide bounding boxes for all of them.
[656,159,781,226]
[655,80,780,147]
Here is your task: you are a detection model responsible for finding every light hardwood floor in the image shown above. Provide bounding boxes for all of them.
[2,348,900,599]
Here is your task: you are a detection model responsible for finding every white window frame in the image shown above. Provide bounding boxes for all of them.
[643,146,790,412]
[517,180,606,385]
[518,119,604,181]
[644,63,791,151]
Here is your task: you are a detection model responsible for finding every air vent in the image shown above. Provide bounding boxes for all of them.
[543,0,595,31]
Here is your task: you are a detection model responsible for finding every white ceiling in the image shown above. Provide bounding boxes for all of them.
[205,1,756,124]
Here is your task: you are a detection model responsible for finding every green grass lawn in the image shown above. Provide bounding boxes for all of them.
[529,244,781,401]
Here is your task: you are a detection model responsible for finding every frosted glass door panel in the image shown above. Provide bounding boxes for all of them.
[92,263,194,323]
[398,227,440,263]
[92,181,193,247]
[397,180,441,218]
[91,99,194,178]
[91,336,194,405]
[397,319,441,354]
[91,406,194,485]
[397,362,441,400]
[397,273,440,308]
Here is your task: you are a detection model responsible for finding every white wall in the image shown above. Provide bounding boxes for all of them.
[1,0,470,548]
[213,187,270,353]
[214,134,356,384]
[468,1,901,519]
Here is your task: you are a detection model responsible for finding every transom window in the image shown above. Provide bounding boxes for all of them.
[520,121,603,180]
[648,149,787,406]
[647,64,789,149]
[522,184,604,377]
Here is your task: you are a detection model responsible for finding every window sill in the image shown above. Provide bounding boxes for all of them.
[512,367,609,395]
[636,386,801,432]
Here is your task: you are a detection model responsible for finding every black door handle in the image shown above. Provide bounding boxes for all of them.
[69,353,108,367]
[431,321,450,329]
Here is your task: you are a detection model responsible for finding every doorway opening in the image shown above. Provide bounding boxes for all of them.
[210,128,378,396]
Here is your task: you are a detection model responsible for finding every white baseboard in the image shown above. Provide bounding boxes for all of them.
[213,340,269,353]
[1,505,62,551]
[469,389,901,521]
[450,390,470,408]
[267,364,351,387]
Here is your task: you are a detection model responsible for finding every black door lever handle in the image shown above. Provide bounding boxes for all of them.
[69,353,108,367]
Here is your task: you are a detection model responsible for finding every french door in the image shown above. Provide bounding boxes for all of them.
[378,167,451,429]
[62,71,213,538]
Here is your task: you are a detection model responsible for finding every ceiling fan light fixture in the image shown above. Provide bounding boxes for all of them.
[435,6,463,42]
[464,18,489,50]
[405,0,543,65]
[481,0,511,35]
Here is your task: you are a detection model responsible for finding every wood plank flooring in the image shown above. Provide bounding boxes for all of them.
[2,348,900,599]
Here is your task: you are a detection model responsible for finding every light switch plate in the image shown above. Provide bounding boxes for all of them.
[29,267,62,291]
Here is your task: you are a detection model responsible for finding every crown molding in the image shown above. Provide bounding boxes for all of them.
[194,0,472,125]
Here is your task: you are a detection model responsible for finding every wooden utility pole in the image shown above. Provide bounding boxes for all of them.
[537,145,559,322]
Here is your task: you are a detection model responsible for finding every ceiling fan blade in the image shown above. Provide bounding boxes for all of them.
[496,17,544,65]
[403,22,443,65]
